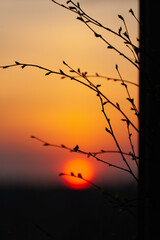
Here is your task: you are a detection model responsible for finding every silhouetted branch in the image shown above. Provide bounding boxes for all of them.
[62,61,139,133]
[0,61,139,133]
[59,171,137,216]
[51,1,140,69]
[129,8,140,24]
[0,61,60,75]
[126,122,139,168]
[59,172,102,190]
[1,1,140,189]
[115,64,140,118]
[92,149,139,161]
[1,59,139,182]
[30,136,133,174]
[61,73,139,87]
[97,93,138,182]
[0,61,97,92]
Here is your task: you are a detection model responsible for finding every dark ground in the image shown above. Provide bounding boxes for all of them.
[1,185,137,240]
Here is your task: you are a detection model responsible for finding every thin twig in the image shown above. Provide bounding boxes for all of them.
[92,149,139,160]
[52,0,139,50]
[115,64,139,118]
[97,94,138,182]
[0,61,139,133]
[59,172,102,190]
[62,73,139,87]
[51,0,140,69]
[0,61,96,92]
[83,20,139,69]
[129,8,140,24]
[126,123,139,168]
[62,62,139,133]
[30,136,131,173]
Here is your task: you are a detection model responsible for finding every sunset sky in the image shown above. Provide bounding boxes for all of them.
[0,0,139,189]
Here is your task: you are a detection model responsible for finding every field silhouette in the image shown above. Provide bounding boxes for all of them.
[1,185,137,240]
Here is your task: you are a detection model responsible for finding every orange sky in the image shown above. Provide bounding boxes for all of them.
[0,0,139,188]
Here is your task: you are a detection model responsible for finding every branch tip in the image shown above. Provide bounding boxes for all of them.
[118,15,124,21]
[78,173,82,178]
[59,173,65,176]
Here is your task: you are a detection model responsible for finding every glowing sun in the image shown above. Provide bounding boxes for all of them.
[63,159,93,190]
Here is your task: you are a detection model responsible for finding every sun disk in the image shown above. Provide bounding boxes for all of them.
[63,159,93,190]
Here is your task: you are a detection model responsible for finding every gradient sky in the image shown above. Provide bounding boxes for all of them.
[0,0,139,188]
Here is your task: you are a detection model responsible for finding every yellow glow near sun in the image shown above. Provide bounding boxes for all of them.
[63,159,94,190]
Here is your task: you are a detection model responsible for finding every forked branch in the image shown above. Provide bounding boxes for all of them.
[51,0,140,69]
[30,136,138,182]
[0,61,139,133]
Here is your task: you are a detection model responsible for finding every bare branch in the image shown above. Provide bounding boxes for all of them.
[30,136,131,174]
[65,73,139,87]
[0,61,139,133]
[92,149,139,161]
[129,8,140,24]
[97,94,138,182]
[51,0,140,69]
[115,64,140,118]
[59,172,102,190]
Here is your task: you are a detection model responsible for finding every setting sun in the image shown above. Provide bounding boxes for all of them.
[62,159,94,190]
